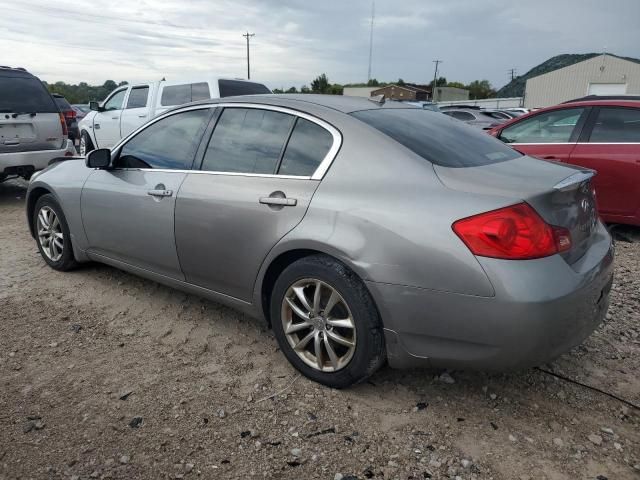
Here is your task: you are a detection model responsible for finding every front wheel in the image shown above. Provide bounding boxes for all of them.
[271,255,385,388]
[33,194,78,271]
[80,131,94,156]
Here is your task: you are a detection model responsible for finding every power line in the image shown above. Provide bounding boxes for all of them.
[432,60,442,101]
[367,0,375,81]
[242,32,255,80]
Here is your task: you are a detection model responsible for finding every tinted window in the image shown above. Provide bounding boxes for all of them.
[589,107,640,143]
[116,109,210,169]
[53,96,72,111]
[279,119,333,176]
[126,87,149,109]
[191,82,211,101]
[500,108,585,144]
[352,109,520,168]
[0,75,57,113]
[104,90,126,111]
[160,83,211,106]
[445,111,475,121]
[201,108,294,174]
[218,79,271,97]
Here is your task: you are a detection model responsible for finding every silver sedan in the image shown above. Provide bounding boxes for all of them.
[26,95,614,388]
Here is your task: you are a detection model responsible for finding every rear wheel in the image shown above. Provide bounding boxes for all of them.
[80,131,94,156]
[33,194,78,271]
[271,255,385,388]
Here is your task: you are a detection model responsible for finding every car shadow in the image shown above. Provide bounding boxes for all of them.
[0,179,28,206]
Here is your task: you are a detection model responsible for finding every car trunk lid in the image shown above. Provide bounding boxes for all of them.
[434,156,599,264]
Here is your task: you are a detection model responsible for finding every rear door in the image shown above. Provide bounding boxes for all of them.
[497,107,589,162]
[175,105,339,301]
[120,84,152,138]
[81,108,212,279]
[568,106,640,219]
[92,87,128,149]
[0,72,63,153]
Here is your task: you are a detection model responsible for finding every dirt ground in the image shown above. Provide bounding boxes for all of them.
[0,178,639,480]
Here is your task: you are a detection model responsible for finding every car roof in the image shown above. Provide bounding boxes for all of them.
[0,66,36,78]
[174,94,421,115]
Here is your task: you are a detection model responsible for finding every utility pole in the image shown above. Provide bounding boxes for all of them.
[432,59,442,101]
[243,31,255,79]
[367,1,375,82]
[508,68,517,81]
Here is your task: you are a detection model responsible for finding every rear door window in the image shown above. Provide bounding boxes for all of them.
[352,108,520,168]
[0,75,57,113]
[278,118,333,176]
[161,83,211,106]
[201,108,294,174]
[126,87,149,109]
[500,108,586,144]
[588,107,640,143]
[218,79,271,97]
[116,109,211,169]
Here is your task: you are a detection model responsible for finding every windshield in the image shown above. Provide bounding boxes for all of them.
[351,108,521,168]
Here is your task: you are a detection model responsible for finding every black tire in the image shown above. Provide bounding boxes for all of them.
[80,131,94,156]
[33,194,78,271]
[271,254,385,388]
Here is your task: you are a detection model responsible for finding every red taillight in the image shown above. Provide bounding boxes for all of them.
[452,203,572,260]
[58,112,68,136]
[63,109,76,119]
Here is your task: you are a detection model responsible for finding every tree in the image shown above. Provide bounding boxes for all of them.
[300,85,311,94]
[272,88,284,94]
[397,78,405,86]
[429,76,447,88]
[286,86,298,93]
[446,81,466,89]
[311,74,331,94]
[467,80,495,99]
[366,78,380,87]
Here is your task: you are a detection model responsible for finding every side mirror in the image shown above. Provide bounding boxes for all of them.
[86,148,111,169]
[89,101,103,112]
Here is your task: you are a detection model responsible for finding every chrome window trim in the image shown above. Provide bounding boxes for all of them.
[510,142,640,145]
[110,103,343,181]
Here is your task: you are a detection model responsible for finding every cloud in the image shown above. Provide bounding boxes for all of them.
[1,0,638,92]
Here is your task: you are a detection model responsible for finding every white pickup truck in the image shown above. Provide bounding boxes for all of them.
[78,77,270,154]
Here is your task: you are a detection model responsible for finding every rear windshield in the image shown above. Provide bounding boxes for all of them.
[218,79,270,98]
[53,96,72,111]
[351,109,520,168]
[0,76,58,113]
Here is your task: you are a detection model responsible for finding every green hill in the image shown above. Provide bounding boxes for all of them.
[496,53,640,98]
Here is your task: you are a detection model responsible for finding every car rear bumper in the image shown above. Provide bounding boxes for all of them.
[368,222,615,370]
[0,140,76,174]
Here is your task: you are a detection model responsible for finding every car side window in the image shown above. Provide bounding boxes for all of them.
[126,87,149,109]
[160,83,211,106]
[201,108,295,174]
[500,108,585,144]
[446,111,475,121]
[103,90,126,111]
[115,109,211,169]
[589,107,640,143]
[278,118,333,176]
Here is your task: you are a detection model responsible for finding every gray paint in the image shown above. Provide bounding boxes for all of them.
[26,94,614,371]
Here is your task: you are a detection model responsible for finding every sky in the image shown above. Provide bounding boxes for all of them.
[2,0,639,91]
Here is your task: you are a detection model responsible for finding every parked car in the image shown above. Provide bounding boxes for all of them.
[503,108,530,116]
[52,94,80,144]
[27,95,613,388]
[0,66,75,182]
[441,107,507,129]
[78,77,271,155]
[489,99,640,226]
[71,104,90,120]
[404,101,441,112]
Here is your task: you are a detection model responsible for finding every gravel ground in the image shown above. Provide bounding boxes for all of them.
[0,179,638,480]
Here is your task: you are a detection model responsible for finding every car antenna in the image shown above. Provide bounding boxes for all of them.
[368,94,385,105]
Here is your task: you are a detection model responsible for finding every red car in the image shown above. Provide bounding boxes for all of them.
[488,99,640,226]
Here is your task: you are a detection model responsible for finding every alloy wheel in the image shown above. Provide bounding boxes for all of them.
[37,206,64,262]
[281,278,356,372]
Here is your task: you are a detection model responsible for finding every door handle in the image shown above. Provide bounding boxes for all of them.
[259,196,297,207]
[111,116,120,120]
[147,189,173,198]
[138,115,147,118]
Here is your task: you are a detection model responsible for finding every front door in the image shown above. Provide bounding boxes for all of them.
[175,106,338,301]
[81,107,213,279]
[569,106,640,219]
[497,107,589,162]
[93,88,127,149]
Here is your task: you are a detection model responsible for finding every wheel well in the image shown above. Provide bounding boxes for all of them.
[260,249,326,326]
[26,187,52,237]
